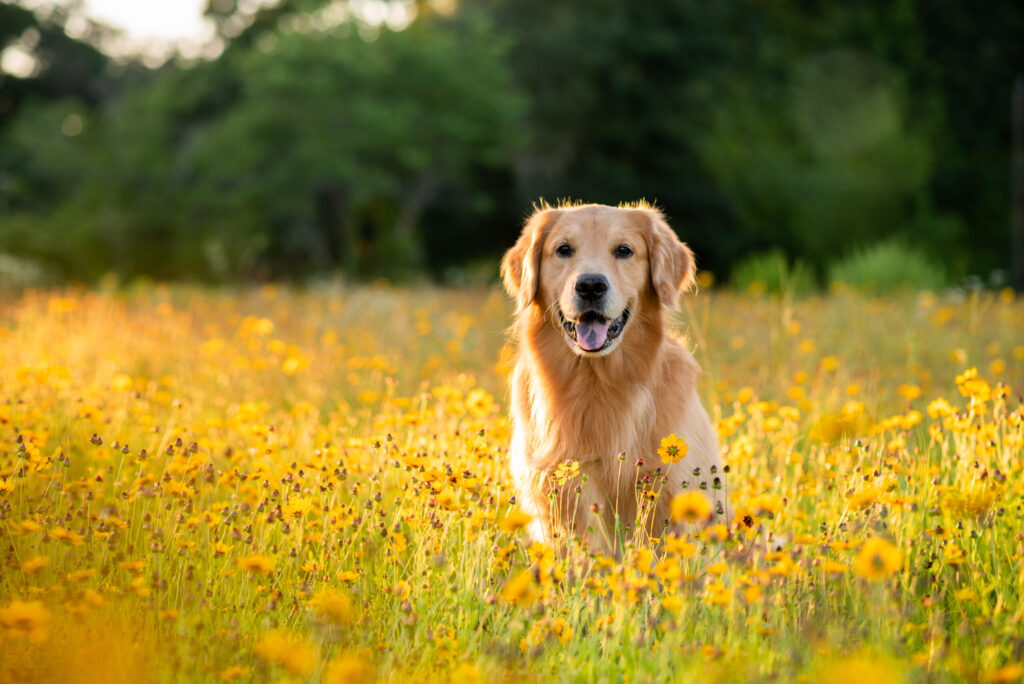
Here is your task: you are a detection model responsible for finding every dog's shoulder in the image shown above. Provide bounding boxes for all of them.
[660,329,701,377]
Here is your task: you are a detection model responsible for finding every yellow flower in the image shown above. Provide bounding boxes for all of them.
[707,561,729,576]
[768,554,795,577]
[16,519,41,534]
[67,568,97,583]
[661,594,684,614]
[658,433,689,464]
[390,531,408,553]
[21,555,50,574]
[118,559,146,573]
[219,666,251,682]
[953,588,976,602]
[664,535,697,558]
[548,617,573,645]
[308,588,355,625]
[854,537,902,581]
[670,491,712,524]
[324,652,375,684]
[338,570,360,582]
[283,496,315,518]
[819,559,848,574]
[897,384,922,401]
[983,664,1024,683]
[236,554,275,576]
[942,544,966,566]
[50,526,85,546]
[435,490,458,510]
[527,541,555,569]
[501,569,538,606]
[465,388,494,417]
[250,317,274,336]
[552,460,580,484]
[703,581,732,607]
[498,509,533,534]
[83,588,106,607]
[253,630,317,677]
[0,599,50,643]
[815,652,903,684]
[652,558,683,583]
[132,574,151,597]
[281,354,309,375]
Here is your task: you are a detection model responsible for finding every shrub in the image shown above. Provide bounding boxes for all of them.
[729,249,816,296]
[828,240,945,294]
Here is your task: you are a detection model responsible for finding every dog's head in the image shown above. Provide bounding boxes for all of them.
[501,203,695,356]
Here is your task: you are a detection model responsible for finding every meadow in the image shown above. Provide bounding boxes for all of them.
[1,281,1023,683]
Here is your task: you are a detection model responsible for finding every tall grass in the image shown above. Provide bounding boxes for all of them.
[0,284,1022,682]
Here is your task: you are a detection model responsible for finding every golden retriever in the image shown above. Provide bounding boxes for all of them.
[501,201,731,548]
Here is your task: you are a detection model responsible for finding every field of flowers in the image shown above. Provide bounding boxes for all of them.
[1,281,1023,683]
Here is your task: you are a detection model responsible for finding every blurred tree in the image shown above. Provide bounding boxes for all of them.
[481,0,1022,279]
[3,0,1023,283]
[182,13,524,279]
[480,0,746,271]
[0,0,121,266]
[697,46,938,270]
[2,10,524,281]
[0,1,114,125]
[911,0,1024,279]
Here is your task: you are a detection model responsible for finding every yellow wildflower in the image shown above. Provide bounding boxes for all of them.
[499,509,533,534]
[465,388,494,417]
[501,569,538,606]
[324,652,375,684]
[670,491,712,524]
[308,588,356,625]
[982,664,1024,683]
[658,433,689,464]
[552,460,580,484]
[219,666,251,682]
[21,555,50,574]
[664,535,697,558]
[236,554,275,576]
[661,594,684,614]
[854,537,902,581]
[253,630,317,677]
[0,599,50,643]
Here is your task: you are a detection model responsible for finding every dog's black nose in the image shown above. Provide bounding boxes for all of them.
[575,274,609,301]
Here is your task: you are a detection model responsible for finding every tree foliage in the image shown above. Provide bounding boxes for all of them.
[0,0,1021,283]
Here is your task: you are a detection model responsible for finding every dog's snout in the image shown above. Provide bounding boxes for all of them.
[575,274,609,302]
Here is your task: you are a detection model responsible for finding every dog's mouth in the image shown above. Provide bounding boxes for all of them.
[558,308,630,353]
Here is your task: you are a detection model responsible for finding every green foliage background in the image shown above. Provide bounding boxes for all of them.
[1,0,1022,284]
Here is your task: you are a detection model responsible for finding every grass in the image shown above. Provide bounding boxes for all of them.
[827,241,947,294]
[1,282,1023,683]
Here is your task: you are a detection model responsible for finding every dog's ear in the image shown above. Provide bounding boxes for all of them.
[638,207,695,310]
[501,208,558,311]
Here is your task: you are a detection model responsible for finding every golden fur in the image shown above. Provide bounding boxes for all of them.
[501,202,731,547]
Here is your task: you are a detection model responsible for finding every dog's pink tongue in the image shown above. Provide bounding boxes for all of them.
[576,319,609,351]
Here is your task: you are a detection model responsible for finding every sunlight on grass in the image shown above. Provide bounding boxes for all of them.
[0,283,1022,682]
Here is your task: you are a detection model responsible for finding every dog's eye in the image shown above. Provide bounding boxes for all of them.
[614,244,633,259]
[556,243,574,258]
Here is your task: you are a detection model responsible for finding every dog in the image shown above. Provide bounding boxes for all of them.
[501,201,731,549]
